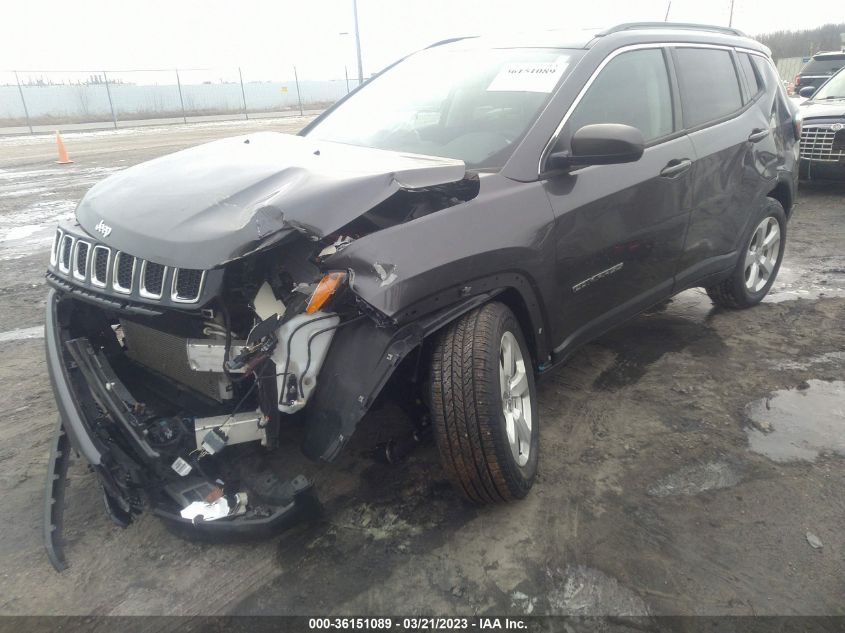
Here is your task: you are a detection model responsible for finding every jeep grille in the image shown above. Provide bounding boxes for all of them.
[49,227,205,304]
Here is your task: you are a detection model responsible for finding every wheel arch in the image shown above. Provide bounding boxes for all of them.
[491,287,545,370]
[767,177,794,217]
[302,280,550,462]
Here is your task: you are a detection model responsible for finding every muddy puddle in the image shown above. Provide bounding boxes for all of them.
[545,565,650,616]
[767,263,845,302]
[745,380,845,462]
[648,460,744,497]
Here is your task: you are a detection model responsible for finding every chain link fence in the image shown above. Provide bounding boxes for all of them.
[0,67,357,133]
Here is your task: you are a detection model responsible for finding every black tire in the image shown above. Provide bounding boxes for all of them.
[706,197,787,309]
[429,302,539,504]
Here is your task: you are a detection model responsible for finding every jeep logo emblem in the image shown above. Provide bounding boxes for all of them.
[94,220,112,238]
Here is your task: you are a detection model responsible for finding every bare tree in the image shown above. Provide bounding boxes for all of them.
[758,23,845,61]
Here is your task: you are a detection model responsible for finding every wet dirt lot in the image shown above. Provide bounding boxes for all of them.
[0,121,843,618]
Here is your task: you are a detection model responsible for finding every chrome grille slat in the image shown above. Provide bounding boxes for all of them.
[91,245,111,288]
[172,269,205,304]
[800,126,845,162]
[112,252,136,294]
[51,228,205,304]
[50,229,63,267]
[73,240,90,281]
[140,260,167,299]
[58,234,74,274]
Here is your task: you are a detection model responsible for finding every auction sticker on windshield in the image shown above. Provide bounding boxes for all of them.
[487,57,569,92]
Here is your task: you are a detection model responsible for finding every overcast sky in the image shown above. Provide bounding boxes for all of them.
[0,0,839,81]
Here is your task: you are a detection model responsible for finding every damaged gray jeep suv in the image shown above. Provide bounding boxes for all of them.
[44,22,798,568]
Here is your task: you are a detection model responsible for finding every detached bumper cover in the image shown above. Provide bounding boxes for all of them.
[45,288,105,466]
[43,290,317,571]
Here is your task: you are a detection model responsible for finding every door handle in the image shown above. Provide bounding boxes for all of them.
[748,128,770,143]
[659,158,692,178]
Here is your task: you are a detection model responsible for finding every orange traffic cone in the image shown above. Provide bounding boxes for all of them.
[55,131,73,165]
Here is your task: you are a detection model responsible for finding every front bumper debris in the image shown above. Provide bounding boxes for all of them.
[153,474,316,540]
[44,419,71,572]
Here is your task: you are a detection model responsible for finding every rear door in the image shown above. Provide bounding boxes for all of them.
[542,46,695,355]
[672,45,767,287]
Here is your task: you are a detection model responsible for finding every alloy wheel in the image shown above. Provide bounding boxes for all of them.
[499,331,532,467]
[744,216,781,292]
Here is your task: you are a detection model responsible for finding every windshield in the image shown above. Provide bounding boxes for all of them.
[813,68,845,100]
[305,45,576,169]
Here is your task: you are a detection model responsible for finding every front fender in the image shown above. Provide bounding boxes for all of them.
[324,174,556,362]
[302,292,499,461]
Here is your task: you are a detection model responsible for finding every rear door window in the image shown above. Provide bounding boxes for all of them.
[674,47,743,128]
[567,48,674,143]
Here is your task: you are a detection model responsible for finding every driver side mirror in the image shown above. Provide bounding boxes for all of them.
[545,123,645,172]
[798,86,816,98]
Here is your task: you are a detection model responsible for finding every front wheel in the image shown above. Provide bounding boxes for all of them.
[706,198,787,309]
[429,302,539,504]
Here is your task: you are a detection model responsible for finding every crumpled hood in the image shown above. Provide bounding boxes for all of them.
[798,99,845,120]
[75,132,465,269]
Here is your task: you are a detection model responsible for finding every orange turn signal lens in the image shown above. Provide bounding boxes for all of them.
[306,272,346,314]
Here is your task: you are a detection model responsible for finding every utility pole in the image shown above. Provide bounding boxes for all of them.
[102,71,118,129]
[293,66,304,116]
[175,69,187,124]
[728,0,735,27]
[353,0,364,85]
[13,71,33,135]
[238,67,249,120]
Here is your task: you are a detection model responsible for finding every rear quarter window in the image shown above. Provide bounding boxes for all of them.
[751,55,793,123]
[737,52,763,101]
[674,47,743,128]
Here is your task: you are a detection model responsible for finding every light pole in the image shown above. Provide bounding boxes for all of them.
[339,32,352,93]
[352,0,364,85]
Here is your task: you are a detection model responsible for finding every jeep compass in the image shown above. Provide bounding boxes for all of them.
[43,22,799,569]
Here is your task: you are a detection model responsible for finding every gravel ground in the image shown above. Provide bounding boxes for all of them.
[0,120,843,617]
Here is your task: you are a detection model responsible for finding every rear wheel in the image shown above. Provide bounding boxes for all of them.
[706,198,787,309]
[429,302,539,504]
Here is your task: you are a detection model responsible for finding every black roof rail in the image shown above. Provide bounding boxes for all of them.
[598,22,747,38]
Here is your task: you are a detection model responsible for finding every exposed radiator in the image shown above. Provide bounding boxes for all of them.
[119,319,231,402]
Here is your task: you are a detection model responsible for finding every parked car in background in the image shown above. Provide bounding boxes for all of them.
[795,51,845,96]
[797,66,845,180]
[43,22,799,570]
